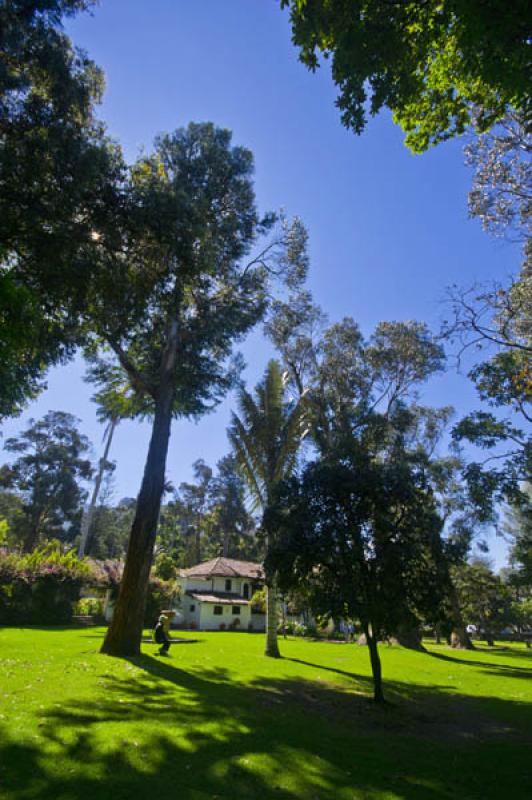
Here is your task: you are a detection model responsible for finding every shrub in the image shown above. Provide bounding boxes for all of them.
[73,597,104,617]
[0,542,92,625]
[144,577,179,626]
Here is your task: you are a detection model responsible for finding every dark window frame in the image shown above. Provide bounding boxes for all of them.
[225,579,232,592]
[213,605,223,615]
[232,606,241,615]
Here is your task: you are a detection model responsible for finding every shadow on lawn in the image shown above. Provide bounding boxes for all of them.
[426,651,532,680]
[1,654,531,800]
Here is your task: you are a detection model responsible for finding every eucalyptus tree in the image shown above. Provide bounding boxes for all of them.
[85,123,304,656]
[209,454,256,558]
[444,110,531,523]
[0,0,121,418]
[270,299,492,647]
[228,359,309,657]
[176,459,214,565]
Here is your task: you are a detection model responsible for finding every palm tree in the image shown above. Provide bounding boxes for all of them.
[228,359,308,657]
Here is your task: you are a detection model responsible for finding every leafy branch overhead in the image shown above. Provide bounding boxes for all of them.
[281,1,530,151]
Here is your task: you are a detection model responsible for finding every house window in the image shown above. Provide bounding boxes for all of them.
[225,579,232,592]
[213,606,223,615]
[243,583,249,599]
[189,604,195,612]
[232,606,241,615]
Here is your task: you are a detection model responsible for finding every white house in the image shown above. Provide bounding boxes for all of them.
[174,557,266,631]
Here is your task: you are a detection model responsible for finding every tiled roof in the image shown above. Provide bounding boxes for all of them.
[179,556,264,580]
[187,591,251,606]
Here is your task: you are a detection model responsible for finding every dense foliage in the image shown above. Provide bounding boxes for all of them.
[0,542,91,624]
[281,0,530,152]
[0,0,121,418]
[0,411,93,551]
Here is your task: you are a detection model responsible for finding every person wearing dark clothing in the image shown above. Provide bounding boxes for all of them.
[154,614,171,655]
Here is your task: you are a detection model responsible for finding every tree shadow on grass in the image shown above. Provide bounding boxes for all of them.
[0,654,531,800]
[426,650,532,679]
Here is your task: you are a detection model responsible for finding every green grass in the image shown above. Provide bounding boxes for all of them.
[0,628,530,799]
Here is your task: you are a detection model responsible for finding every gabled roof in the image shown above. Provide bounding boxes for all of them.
[179,556,263,580]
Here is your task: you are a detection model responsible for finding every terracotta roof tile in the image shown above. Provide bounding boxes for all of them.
[179,557,263,580]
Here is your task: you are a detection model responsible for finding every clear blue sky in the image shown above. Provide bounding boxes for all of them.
[2,0,520,564]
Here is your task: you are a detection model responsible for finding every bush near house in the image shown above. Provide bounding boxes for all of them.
[0,543,91,625]
[0,548,178,626]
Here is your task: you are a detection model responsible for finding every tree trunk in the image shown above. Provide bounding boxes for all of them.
[195,521,201,564]
[265,577,280,658]
[449,583,475,650]
[78,417,117,558]
[364,623,384,703]
[395,623,426,652]
[101,387,174,657]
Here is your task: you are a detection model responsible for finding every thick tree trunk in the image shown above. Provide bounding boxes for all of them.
[449,586,475,650]
[364,623,384,703]
[78,417,117,558]
[395,623,426,652]
[265,577,280,658]
[101,387,174,657]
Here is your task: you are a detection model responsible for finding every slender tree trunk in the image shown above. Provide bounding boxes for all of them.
[364,623,384,703]
[101,386,174,657]
[195,520,201,564]
[78,417,117,558]
[265,577,280,658]
[222,529,229,557]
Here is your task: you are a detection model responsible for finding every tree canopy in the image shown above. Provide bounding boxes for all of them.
[0,411,92,551]
[280,0,530,151]
[0,0,121,419]
[95,123,305,656]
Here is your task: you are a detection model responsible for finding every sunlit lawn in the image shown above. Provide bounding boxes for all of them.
[0,627,530,799]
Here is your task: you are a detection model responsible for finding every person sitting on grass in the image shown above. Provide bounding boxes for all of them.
[154,614,171,656]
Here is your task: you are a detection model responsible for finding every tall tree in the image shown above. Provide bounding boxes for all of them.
[0,411,92,551]
[176,460,214,565]
[266,426,446,702]
[88,123,302,656]
[443,108,531,531]
[209,455,257,558]
[228,359,309,657]
[280,0,530,152]
[504,484,532,591]
[453,560,512,646]
[0,0,121,418]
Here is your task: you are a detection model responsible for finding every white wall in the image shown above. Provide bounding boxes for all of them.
[199,602,251,630]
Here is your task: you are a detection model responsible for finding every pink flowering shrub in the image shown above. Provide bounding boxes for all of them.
[0,542,91,624]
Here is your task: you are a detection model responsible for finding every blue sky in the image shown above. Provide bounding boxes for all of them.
[2,0,520,564]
